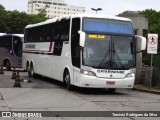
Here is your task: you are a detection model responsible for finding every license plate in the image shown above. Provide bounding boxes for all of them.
[106,81,115,85]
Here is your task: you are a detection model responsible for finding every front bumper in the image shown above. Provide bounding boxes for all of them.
[77,74,135,88]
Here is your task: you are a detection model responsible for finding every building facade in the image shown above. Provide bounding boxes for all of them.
[28,0,85,18]
[118,11,148,36]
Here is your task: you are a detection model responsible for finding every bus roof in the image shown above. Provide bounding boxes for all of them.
[0,33,24,38]
[25,14,132,29]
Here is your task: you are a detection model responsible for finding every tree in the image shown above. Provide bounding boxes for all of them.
[0,4,48,34]
[0,4,9,32]
[0,4,5,10]
[140,9,160,67]
[140,9,160,52]
[140,9,160,33]
[37,5,49,17]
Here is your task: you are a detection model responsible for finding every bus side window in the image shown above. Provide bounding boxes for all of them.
[24,30,28,43]
[27,29,33,42]
[44,25,52,42]
[52,24,60,41]
[60,20,70,41]
[3,36,12,48]
[52,20,70,56]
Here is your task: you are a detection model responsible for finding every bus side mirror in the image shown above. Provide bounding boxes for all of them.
[78,31,85,47]
[135,35,146,51]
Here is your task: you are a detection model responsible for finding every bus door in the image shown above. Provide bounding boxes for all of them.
[71,18,81,84]
[13,36,22,57]
[12,36,22,67]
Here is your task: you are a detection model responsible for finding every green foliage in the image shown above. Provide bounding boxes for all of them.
[0,4,8,32]
[140,9,160,67]
[0,5,48,34]
[155,85,160,89]
[38,4,50,17]
[0,4,5,10]
[140,9,160,34]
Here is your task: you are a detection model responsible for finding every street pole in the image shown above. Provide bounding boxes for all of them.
[91,8,102,14]
[150,54,153,87]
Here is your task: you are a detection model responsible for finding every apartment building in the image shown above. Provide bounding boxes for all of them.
[28,0,85,18]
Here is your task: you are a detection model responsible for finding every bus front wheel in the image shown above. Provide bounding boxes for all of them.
[64,70,73,91]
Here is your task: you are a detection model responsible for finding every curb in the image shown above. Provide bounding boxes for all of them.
[133,86,160,95]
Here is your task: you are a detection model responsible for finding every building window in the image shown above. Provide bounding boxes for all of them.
[43,2,52,5]
[134,29,138,35]
[53,3,57,5]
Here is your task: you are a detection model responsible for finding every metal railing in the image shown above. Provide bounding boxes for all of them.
[136,66,160,87]
[152,67,160,86]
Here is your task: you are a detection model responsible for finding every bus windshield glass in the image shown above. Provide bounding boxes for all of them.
[82,34,135,70]
[83,18,134,35]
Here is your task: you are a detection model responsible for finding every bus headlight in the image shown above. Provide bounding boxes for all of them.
[125,73,135,78]
[81,70,96,76]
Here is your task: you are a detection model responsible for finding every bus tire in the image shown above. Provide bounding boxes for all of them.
[107,88,116,93]
[6,60,11,71]
[64,69,73,91]
[28,63,34,78]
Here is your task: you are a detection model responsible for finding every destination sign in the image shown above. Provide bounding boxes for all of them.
[88,34,106,39]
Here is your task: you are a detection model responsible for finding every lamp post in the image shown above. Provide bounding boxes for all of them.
[91,8,102,14]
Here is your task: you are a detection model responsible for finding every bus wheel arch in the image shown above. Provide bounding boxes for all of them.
[26,61,29,71]
[63,68,73,91]
[3,58,11,71]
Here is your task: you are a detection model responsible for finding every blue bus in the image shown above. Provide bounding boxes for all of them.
[0,33,23,70]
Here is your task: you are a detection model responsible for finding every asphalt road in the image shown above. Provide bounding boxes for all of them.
[0,71,160,120]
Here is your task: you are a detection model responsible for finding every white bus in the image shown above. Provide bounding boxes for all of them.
[0,33,23,70]
[23,14,146,92]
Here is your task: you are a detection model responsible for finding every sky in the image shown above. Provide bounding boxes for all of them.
[0,0,160,15]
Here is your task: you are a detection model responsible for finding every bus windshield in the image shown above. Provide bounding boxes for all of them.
[82,35,135,70]
[82,18,135,70]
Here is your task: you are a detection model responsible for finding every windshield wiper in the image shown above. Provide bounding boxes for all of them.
[98,50,110,67]
[98,41,111,68]
[112,42,125,69]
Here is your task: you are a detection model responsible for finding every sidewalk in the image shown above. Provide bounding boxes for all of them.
[133,84,160,95]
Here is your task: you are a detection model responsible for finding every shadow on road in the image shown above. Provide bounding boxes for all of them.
[33,75,129,95]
